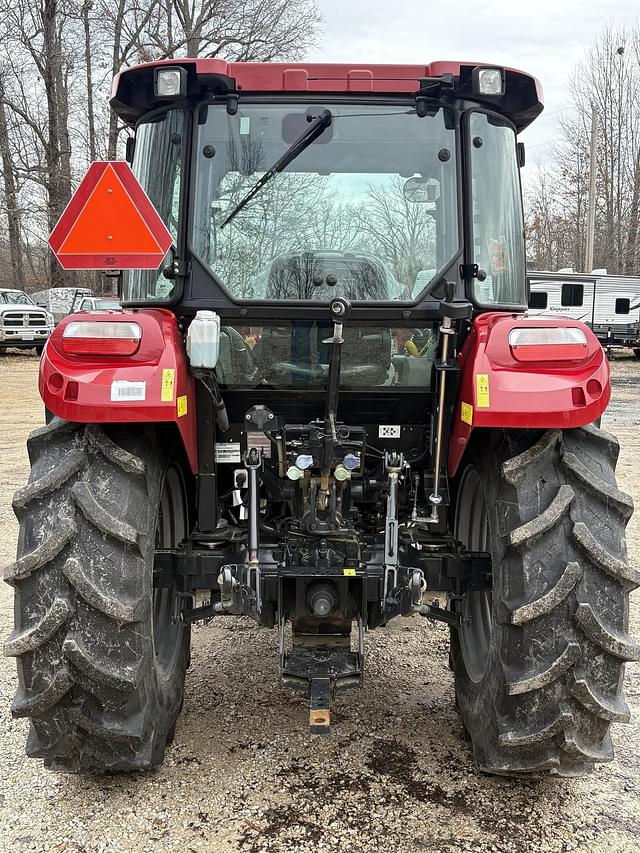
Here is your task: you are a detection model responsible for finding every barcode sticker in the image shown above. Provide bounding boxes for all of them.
[111,380,146,401]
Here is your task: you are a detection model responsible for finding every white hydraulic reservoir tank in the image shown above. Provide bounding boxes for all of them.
[186,310,220,368]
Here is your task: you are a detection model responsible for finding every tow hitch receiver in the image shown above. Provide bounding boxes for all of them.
[309,679,331,733]
[279,610,365,734]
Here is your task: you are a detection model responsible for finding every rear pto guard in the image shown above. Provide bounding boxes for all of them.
[4,57,637,776]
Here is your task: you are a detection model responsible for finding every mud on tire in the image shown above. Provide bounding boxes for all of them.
[451,425,639,777]
[3,418,190,772]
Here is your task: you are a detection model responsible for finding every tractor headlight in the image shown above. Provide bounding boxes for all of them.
[154,67,187,99]
[473,67,505,97]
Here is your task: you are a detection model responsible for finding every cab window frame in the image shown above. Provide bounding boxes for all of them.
[121,105,191,308]
[186,96,464,310]
[463,108,528,312]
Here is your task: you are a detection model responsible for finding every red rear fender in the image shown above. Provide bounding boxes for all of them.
[41,308,198,472]
[448,313,610,476]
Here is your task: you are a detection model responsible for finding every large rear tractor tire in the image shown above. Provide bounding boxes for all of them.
[3,419,190,772]
[451,426,638,777]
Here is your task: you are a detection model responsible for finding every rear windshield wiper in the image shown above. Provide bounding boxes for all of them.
[220,109,333,229]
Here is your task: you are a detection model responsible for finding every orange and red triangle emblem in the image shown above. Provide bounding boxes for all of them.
[49,162,173,270]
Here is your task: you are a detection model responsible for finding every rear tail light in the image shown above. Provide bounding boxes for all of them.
[508,327,588,362]
[62,321,142,355]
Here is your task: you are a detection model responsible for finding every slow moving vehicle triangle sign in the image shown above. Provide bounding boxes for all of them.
[48,161,173,270]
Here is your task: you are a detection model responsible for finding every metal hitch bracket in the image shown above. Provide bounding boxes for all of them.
[416,601,462,626]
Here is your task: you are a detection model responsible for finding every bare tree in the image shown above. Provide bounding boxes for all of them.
[0,0,322,288]
[524,165,586,271]
[92,0,163,158]
[0,72,25,289]
[526,24,640,275]
[144,0,320,61]
[81,1,97,162]
[352,177,436,286]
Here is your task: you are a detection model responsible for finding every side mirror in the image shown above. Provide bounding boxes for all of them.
[403,176,440,203]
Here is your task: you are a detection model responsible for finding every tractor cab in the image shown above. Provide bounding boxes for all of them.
[116,60,538,320]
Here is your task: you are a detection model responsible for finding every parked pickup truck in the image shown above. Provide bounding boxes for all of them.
[0,289,55,353]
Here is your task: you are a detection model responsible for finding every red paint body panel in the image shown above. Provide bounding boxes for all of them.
[42,309,606,482]
[41,309,198,472]
[112,58,542,97]
[448,313,610,476]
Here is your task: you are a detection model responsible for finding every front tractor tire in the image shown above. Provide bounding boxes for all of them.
[4,419,190,772]
[451,426,638,777]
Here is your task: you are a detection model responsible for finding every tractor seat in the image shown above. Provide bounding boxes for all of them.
[253,324,392,388]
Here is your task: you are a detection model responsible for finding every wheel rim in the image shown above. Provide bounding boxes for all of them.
[153,465,187,681]
[455,465,492,683]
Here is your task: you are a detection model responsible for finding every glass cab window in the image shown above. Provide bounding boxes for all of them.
[122,110,184,303]
[469,112,527,307]
[192,103,459,303]
[216,323,439,391]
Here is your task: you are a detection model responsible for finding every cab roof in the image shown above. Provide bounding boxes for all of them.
[111,59,543,132]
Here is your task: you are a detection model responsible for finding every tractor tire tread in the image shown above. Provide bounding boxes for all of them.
[510,561,581,624]
[71,480,142,548]
[452,425,637,777]
[4,595,73,656]
[4,421,188,772]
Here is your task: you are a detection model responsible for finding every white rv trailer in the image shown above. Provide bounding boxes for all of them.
[527,269,640,354]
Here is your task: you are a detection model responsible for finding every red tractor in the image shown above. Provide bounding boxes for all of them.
[5,59,638,776]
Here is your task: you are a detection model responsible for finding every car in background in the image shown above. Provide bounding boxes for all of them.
[73,296,121,312]
[0,289,55,354]
[32,287,92,324]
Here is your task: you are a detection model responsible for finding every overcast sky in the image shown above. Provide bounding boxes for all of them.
[308,0,639,175]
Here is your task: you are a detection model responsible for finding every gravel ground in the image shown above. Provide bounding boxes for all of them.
[0,350,638,853]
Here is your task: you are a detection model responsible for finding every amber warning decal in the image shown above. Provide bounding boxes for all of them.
[475,374,490,408]
[48,161,173,270]
[177,395,188,417]
[461,402,473,425]
[161,368,175,402]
